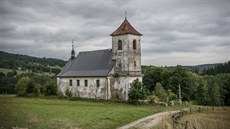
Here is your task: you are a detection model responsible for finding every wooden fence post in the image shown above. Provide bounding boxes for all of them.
[184,121,188,129]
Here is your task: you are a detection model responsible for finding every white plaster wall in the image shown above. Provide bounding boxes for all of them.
[58,77,108,99]
[112,34,142,76]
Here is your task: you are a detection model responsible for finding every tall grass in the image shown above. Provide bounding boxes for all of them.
[152,107,230,129]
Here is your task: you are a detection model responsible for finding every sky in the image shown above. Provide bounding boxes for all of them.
[0,0,229,66]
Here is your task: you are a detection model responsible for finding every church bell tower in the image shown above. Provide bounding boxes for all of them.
[110,18,142,77]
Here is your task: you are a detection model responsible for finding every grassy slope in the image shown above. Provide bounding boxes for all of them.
[152,107,230,129]
[0,95,185,129]
[181,109,230,129]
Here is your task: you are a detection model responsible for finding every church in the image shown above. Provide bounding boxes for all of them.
[57,17,142,100]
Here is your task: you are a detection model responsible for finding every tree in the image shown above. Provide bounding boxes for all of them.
[154,82,167,102]
[196,80,208,105]
[15,77,30,96]
[128,79,148,101]
[209,83,221,106]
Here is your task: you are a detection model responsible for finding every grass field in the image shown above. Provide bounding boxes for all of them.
[0,95,185,129]
[152,107,230,129]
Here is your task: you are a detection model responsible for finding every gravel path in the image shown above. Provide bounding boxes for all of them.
[117,110,180,129]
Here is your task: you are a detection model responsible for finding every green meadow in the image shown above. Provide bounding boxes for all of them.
[0,95,184,129]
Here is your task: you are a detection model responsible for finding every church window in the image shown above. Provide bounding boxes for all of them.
[133,39,136,49]
[69,79,72,86]
[84,80,88,87]
[118,40,122,50]
[134,61,136,67]
[96,80,100,87]
[77,80,80,86]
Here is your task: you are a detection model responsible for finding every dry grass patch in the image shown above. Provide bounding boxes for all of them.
[152,107,230,129]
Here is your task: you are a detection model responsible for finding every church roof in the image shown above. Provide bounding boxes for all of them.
[110,18,142,36]
[57,49,115,77]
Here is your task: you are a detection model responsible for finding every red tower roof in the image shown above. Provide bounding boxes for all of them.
[110,18,142,36]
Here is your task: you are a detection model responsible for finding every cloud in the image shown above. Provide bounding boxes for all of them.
[0,0,229,66]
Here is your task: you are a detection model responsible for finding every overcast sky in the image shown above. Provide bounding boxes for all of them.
[0,0,229,66]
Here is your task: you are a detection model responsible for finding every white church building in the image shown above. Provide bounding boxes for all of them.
[57,17,142,100]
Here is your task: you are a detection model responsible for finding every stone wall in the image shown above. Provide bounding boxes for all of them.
[57,77,108,99]
[112,34,142,76]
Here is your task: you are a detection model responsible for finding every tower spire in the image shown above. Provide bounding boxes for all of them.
[71,39,75,60]
[125,10,127,19]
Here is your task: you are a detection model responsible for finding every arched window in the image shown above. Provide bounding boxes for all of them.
[133,39,136,49]
[118,40,122,50]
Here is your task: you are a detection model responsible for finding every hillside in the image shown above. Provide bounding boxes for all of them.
[0,51,66,75]
[183,64,217,73]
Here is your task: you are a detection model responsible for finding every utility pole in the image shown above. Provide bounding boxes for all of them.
[179,83,182,105]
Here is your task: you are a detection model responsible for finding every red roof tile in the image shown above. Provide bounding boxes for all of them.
[110,18,142,36]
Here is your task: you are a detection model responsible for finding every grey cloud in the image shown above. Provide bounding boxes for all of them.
[0,0,229,66]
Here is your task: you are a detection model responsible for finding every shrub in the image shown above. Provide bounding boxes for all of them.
[45,81,57,96]
[26,80,35,94]
[147,94,157,102]
[15,77,30,96]
[65,87,73,98]
[34,84,41,96]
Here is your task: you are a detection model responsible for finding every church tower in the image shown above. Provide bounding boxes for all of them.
[110,18,142,77]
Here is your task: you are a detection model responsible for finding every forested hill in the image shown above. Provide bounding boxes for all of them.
[202,61,230,75]
[0,51,66,74]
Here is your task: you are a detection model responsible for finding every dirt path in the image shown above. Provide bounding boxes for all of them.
[117,110,179,129]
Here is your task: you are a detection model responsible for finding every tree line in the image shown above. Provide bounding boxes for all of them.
[202,61,230,75]
[129,63,230,106]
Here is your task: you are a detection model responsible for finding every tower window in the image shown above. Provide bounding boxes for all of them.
[134,61,136,67]
[96,80,100,87]
[77,80,80,86]
[84,80,88,87]
[69,79,72,86]
[133,39,136,49]
[118,40,122,50]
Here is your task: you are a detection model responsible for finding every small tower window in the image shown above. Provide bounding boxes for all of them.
[133,39,136,49]
[96,80,100,87]
[69,79,72,86]
[134,61,136,67]
[118,40,122,50]
[77,80,80,86]
[84,80,88,87]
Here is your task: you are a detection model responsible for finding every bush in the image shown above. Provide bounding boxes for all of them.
[16,77,30,96]
[147,94,157,102]
[128,79,148,101]
[26,80,35,94]
[65,88,73,98]
[45,81,57,96]
[34,84,41,96]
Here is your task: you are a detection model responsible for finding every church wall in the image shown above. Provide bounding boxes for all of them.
[108,76,142,100]
[57,77,108,99]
